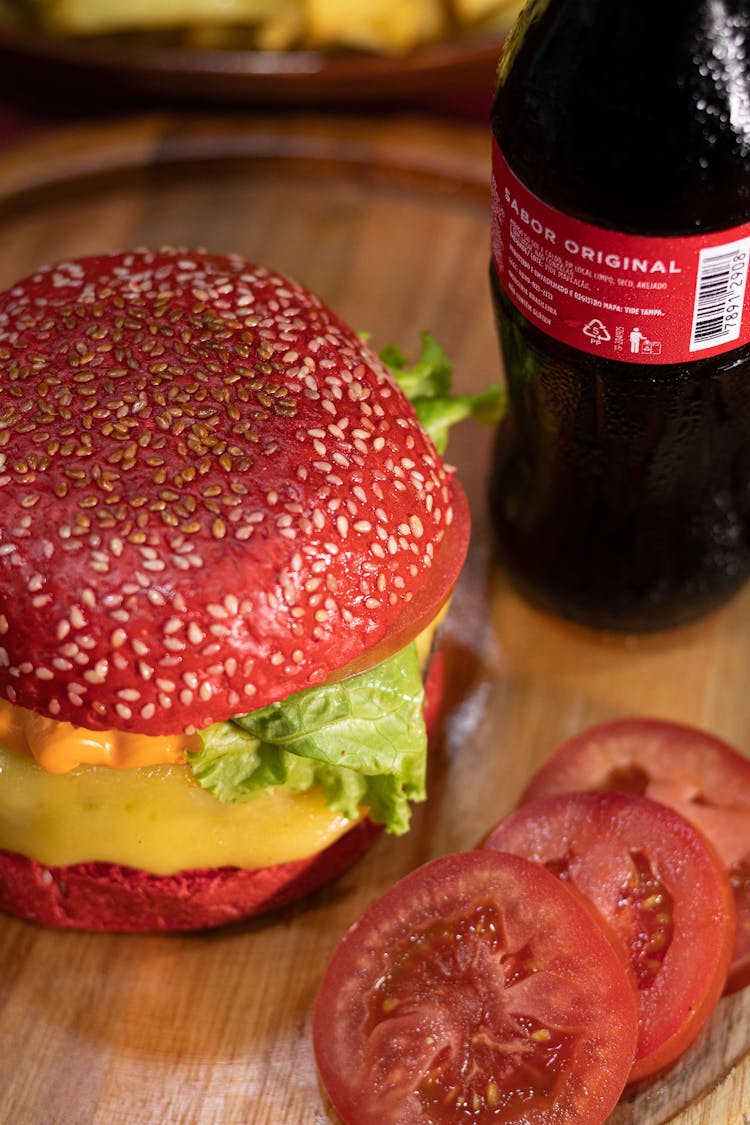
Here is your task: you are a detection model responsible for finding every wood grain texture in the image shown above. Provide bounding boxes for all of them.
[0,114,748,1123]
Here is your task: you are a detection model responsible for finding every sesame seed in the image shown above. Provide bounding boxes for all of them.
[69,605,86,629]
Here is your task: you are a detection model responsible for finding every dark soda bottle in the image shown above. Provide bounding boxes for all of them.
[489,0,750,631]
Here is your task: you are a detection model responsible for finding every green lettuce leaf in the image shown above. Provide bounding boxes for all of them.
[380,331,506,454]
[188,644,427,836]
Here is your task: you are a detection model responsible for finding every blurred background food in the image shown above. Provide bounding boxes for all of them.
[4,0,523,54]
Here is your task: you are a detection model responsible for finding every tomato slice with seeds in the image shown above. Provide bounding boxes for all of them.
[521,716,750,993]
[313,850,638,1125]
[484,791,735,1083]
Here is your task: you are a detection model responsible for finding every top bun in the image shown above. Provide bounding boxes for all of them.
[0,249,467,734]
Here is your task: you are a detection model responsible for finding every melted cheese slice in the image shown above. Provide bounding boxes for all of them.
[0,744,355,873]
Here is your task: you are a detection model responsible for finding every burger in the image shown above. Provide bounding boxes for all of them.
[0,247,485,932]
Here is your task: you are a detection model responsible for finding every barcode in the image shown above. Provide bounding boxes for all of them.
[690,236,750,351]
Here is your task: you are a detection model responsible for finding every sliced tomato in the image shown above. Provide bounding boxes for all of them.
[484,791,735,1083]
[521,716,750,993]
[314,850,638,1124]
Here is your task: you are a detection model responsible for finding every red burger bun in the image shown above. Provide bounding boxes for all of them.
[0,820,382,933]
[0,249,467,734]
[0,248,468,932]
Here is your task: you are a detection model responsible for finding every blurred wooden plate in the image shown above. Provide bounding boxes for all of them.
[0,19,503,108]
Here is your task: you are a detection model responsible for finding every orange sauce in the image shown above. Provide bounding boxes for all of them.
[0,698,200,773]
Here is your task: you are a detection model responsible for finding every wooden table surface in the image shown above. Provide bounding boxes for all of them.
[0,114,749,1124]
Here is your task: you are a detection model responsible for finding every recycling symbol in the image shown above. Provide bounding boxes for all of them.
[583,318,611,344]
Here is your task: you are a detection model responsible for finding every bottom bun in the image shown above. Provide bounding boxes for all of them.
[0,819,381,933]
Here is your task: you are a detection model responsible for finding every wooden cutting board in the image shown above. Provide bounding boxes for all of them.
[0,114,749,1125]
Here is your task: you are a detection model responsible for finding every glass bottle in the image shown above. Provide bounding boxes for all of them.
[490,0,750,630]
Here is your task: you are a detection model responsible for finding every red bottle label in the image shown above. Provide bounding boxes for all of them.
[491,141,750,365]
